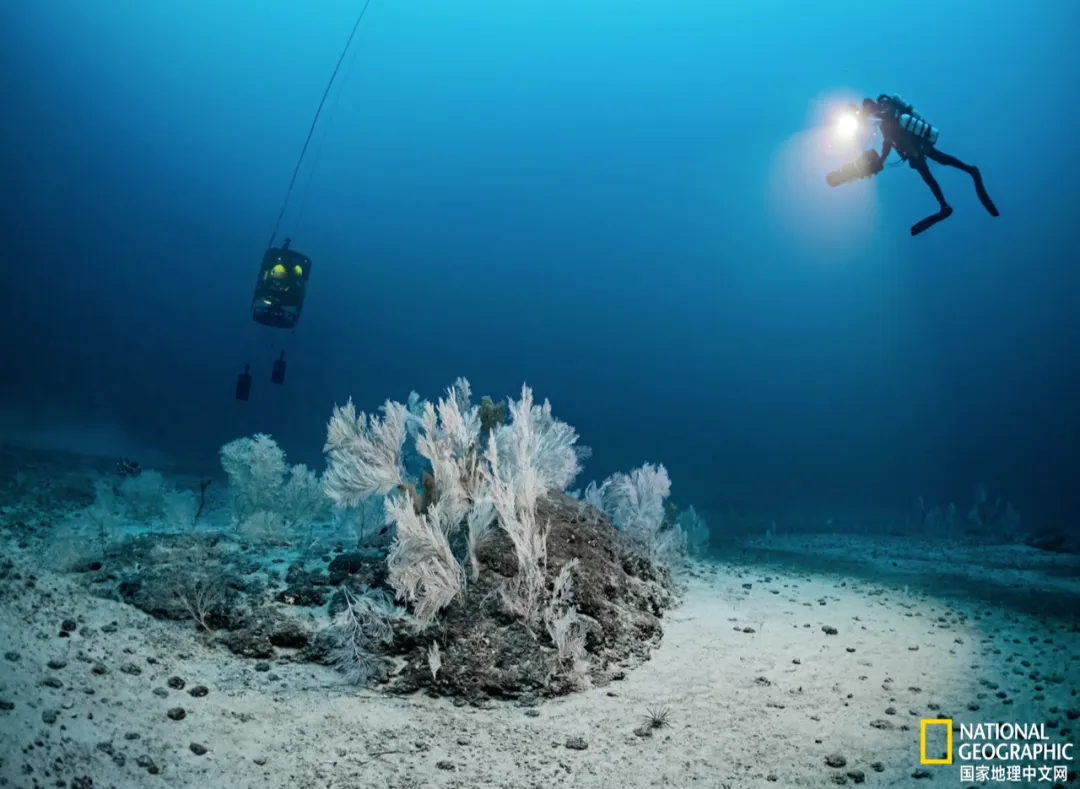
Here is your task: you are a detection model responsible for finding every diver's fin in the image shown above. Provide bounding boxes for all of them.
[910,205,954,236]
[972,170,1000,217]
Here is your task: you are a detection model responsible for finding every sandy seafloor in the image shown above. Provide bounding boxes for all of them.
[1,490,1078,788]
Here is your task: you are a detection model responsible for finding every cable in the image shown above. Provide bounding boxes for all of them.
[266,0,373,250]
[294,23,364,232]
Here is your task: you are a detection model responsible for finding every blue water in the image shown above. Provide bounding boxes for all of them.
[4,0,1078,530]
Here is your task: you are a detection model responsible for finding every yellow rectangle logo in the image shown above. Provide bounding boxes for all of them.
[920,718,953,764]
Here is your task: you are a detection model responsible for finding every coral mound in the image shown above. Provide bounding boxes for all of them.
[381,493,676,702]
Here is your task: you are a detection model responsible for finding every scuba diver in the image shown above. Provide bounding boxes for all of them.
[837,94,1000,236]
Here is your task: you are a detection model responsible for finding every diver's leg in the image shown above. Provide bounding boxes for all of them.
[909,157,953,236]
[925,147,1000,217]
[914,156,949,209]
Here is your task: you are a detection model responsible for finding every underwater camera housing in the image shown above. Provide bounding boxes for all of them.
[826,148,884,187]
[251,244,312,329]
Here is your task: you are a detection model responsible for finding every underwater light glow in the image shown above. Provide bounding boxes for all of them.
[836,112,859,139]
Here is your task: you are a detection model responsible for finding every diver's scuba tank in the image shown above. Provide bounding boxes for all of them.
[898,113,940,145]
[878,94,940,145]
[826,149,884,187]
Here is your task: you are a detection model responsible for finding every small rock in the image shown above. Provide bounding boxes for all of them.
[42,709,59,724]
[824,753,847,768]
[188,684,209,698]
[167,707,186,721]
[254,662,271,672]
[822,626,838,636]
[565,736,588,750]
[41,677,64,689]
[135,754,159,774]
[435,760,455,770]
[190,742,208,755]
[120,663,142,676]
[4,651,21,662]
[0,699,14,711]
[47,659,68,670]
[167,676,186,690]
[153,687,169,698]
[91,663,108,675]
[912,768,931,779]
[62,619,78,632]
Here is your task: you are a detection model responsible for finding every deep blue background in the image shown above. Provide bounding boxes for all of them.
[3,0,1078,528]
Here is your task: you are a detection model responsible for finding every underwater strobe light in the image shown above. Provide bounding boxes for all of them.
[833,102,865,140]
[836,111,860,140]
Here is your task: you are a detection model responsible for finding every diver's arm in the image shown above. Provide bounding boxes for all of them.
[879,138,893,163]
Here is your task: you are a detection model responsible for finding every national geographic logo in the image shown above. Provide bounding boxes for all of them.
[920,719,1074,783]
[921,719,953,765]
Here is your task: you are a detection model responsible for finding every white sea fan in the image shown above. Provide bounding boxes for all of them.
[544,559,587,663]
[595,463,685,569]
[323,399,408,506]
[607,463,671,544]
[483,395,550,627]
[491,385,582,493]
[280,464,331,527]
[220,434,288,521]
[330,586,408,685]
[385,496,464,627]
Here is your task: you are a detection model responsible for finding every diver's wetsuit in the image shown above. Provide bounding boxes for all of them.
[870,96,1000,235]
